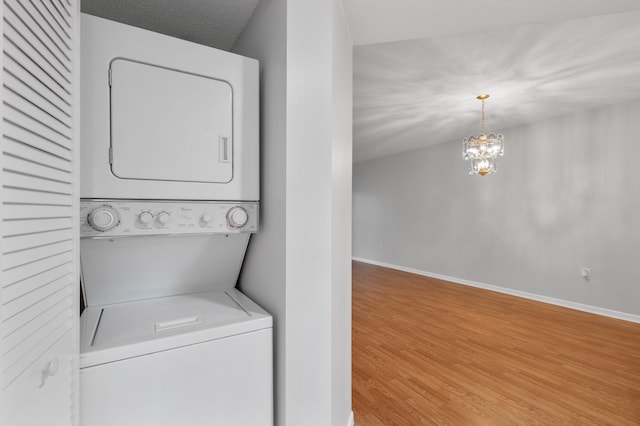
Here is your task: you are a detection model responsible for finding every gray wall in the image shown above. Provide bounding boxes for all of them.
[234,0,353,425]
[331,1,353,424]
[353,99,640,317]
[232,0,287,423]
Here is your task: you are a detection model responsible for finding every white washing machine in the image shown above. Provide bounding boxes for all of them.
[79,201,273,426]
[79,14,271,426]
[80,289,272,426]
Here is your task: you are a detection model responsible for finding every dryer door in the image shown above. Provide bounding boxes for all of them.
[109,59,233,183]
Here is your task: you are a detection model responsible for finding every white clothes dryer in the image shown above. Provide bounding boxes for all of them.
[81,14,259,201]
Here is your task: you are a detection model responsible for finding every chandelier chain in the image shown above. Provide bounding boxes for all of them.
[481,98,485,135]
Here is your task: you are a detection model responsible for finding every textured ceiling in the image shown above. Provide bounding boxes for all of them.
[81,0,260,51]
[343,0,640,46]
[353,11,640,162]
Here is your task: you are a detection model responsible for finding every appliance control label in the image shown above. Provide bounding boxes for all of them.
[80,200,259,238]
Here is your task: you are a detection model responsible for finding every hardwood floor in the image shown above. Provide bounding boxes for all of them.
[352,261,640,425]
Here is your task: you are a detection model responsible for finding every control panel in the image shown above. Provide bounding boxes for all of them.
[80,200,259,237]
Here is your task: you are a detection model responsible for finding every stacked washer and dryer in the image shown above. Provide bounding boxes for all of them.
[79,15,272,426]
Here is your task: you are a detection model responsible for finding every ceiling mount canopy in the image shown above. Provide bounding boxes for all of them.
[462,94,504,176]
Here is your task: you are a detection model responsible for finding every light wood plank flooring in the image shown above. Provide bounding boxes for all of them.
[352,261,640,425]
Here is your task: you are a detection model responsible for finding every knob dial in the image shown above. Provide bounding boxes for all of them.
[201,213,213,224]
[138,211,153,225]
[87,205,120,232]
[157,211,171,226]
[227,206,249,228]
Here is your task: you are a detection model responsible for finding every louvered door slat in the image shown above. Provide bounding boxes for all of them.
[3,186,71,205]
[3,263,71,305]
[47,0,69,25]
[4,151,71,181]
[3,240,73,269]
[5,0,70,68]
[2,169,72,194]
[4,137,72,172]
[4,228,71,251]
[2,251,73,287]
[37,0,70,40]
[3,106,71,151]
[4,122,72,160]
[12,0,71,61]
[3,89,71,137]
[4,44,72,106]
[4,55,72,116]
[3,95,72,147]
[3,204,73,220]
[54,0,70,17]
[2,288,69,351]
[23,0,71,51]
[4,6,71,81]
[3,28,70,97]
[3,278,70,334]
[2,217,72,236]
[4,69,71,125]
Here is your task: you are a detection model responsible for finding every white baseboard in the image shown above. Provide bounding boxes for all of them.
[347,411,355,426]
[352,257,640,324]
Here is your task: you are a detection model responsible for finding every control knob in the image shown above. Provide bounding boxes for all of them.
[87,205,120,232]
[138,211,153,225]
[200,213,213,225]
[157,211,171,226]
[226,206,249,228]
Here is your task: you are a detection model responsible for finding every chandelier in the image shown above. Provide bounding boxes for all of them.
[462,94,504,176]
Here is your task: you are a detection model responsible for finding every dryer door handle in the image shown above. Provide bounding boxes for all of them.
[219,136,231,163]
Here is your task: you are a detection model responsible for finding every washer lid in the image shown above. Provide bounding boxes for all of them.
[80,288,271,368]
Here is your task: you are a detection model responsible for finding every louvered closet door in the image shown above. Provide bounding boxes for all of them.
[1,0,79,425]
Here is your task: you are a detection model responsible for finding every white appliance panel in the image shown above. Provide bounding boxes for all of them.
[110,59,233,183]
[92,291,248,348]
[80,328,273,426]
[81,14,259,200]
[80,289,272,367]
[81,234,251,306]
[80,200,259,238]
